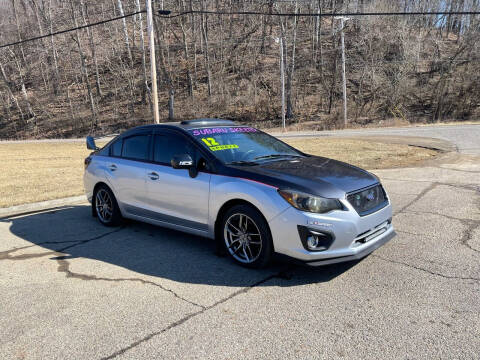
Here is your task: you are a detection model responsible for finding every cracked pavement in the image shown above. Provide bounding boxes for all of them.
[1,130,479,359]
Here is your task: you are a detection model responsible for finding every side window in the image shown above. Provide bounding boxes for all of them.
[154,133,207,169]
[122,135,150,161]
[111,139,122,157]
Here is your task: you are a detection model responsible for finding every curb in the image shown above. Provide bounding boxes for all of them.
[0,195,87,219]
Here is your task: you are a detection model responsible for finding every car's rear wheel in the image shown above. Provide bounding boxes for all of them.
[94,185,122,226]
[222,204,273,268]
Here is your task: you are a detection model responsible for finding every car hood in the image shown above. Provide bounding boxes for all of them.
[234,156,379,198]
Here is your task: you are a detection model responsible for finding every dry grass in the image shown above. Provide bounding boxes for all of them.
[0,139,437,208]
[0,142,104,208]
[283,138,438,170]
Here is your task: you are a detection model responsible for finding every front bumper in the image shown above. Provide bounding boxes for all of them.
[303,229,396,266]
[268,199,395,266]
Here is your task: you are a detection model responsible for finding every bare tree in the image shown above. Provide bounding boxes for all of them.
[80,0,102,97]
[0,0,479,138]
[135,0,150,106]
[117,0,133,66]
[69,0,97,130]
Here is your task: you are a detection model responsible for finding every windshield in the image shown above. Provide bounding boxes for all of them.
[188,126,303,164]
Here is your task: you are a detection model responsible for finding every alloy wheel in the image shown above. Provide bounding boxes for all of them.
[224,213,263,264]
[95,189,113,223]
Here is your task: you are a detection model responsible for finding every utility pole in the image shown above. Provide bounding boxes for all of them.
[335,16,349,127]
[146,0,159,124]
[275,37,286,132]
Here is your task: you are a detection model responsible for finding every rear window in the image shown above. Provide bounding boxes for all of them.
[111,139,122,157]
[121,135,150,161]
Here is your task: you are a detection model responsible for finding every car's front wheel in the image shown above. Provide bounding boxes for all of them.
[94,184,122,226]
[222,204,273,268]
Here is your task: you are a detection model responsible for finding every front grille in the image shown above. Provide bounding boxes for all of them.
[347,184,388,216]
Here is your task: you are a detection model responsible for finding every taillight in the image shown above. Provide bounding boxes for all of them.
[84,156,92,170]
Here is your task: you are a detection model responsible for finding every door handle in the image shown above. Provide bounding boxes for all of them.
[148,172,159,180]
[109,164,117,172]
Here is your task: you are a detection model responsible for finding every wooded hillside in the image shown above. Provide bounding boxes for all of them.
[0,0,479,139]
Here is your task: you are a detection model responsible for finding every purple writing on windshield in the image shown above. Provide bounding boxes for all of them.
[191,127,257,136]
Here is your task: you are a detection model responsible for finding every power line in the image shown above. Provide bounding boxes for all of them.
[157,10,480,19]
[0,10,145,50]
[1,8,478,50]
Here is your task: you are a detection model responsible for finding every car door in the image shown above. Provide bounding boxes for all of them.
[144,130,211,232]
[104,132,152,214]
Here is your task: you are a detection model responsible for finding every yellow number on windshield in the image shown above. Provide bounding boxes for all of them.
[201,137,220,147]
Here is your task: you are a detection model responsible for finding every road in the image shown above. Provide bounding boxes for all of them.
[0,125,479,359]
[273,123,480,155]
[3,123,479,155]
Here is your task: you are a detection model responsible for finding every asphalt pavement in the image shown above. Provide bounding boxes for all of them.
[273,123,480,155]
[0,124,479,359]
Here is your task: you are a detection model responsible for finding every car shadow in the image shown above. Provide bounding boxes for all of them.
[2,205,361,287]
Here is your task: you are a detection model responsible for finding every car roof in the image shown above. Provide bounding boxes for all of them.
[122,118,242,135]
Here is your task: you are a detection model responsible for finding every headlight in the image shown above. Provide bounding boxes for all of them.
[278,189,343,214]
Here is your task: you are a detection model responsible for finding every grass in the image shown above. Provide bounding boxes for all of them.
[283,138,438,170]
[0,142,102,208]
[0,139,437,208]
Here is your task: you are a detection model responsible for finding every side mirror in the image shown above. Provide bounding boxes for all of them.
[171,154,193,169]
[86,136,98,150]
[172,154,198,178]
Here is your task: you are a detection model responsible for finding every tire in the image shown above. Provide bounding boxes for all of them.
[93,184,122,227]
[221,204,273,268]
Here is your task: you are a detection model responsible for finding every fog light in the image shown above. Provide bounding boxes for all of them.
[298,226,334,252]
[306,235,319,250]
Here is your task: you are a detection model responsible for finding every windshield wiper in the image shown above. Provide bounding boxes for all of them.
[227,160,258,166]
[253,154,303,161]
